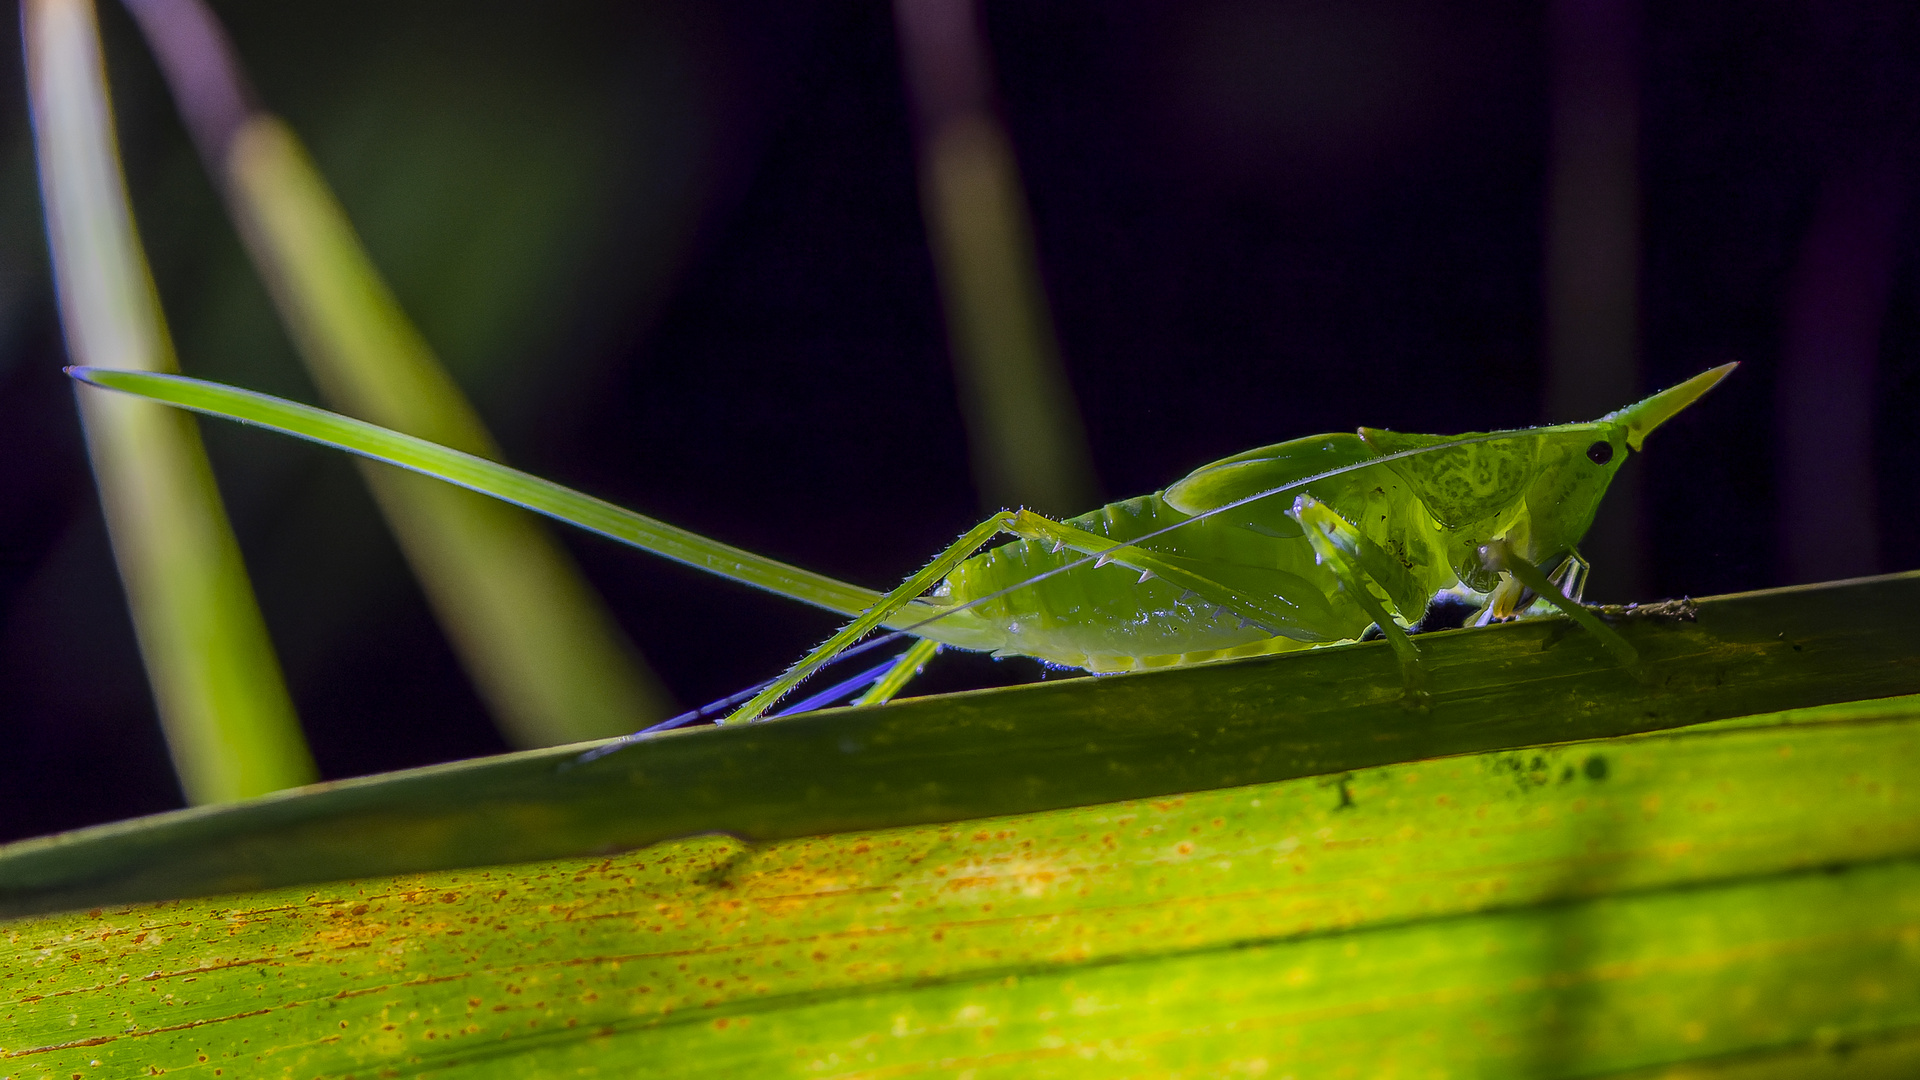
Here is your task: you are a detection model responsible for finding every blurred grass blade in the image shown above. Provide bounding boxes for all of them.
[22,0,312,802]
[1544,0,1645,598]
[120,0,673,747]
[894,0,1099,514]
[3,621,1920,1074]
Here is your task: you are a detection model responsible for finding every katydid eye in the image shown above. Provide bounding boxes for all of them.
[1586,441,1614,465]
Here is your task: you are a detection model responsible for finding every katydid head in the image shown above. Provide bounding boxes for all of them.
[1603,362,1740,451]
[1512,362,1738,563]
[1358,363,1736,587]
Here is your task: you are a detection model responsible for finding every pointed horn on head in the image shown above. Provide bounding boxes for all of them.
[1603,362,1737,450]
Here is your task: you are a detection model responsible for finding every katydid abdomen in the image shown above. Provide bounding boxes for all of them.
[927,491,1372,672]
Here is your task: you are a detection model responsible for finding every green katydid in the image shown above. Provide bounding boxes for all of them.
[67,362,1734,725]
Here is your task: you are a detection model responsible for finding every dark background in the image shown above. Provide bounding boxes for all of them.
[0,0,1915,841]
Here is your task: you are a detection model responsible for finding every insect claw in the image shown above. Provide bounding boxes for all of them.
[1094,553,1112,568]
[1050,541,1067,554]
[1137,569,1155,584]
[1178,589,1198,604]
[1237,618,1253,630]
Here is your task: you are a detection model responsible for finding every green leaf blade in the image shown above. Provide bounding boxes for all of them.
[68,366,889,619]
[5,570,1920,915]
[5,697,1919,1076]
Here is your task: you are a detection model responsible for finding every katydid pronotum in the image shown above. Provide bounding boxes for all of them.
[68,362,1734,727]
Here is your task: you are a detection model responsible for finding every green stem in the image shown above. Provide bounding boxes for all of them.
[72,367,894,621]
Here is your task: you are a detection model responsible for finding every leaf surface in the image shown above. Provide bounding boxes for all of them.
[4,573,1919,1076]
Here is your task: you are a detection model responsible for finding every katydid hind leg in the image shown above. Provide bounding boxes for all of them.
[570,630,926,764]
[721,513,1015,725]
[769,655,912,718]
[854,636,942,707]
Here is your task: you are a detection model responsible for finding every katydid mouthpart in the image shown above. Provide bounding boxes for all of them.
[68,362,1735,725]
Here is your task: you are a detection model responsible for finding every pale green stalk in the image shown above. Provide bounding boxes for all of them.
[893,0,1100,515]
[118,0,674,747]
[23,0,313,802]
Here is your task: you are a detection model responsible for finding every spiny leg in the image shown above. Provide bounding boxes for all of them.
[753,503,1328,727]
[854,636,942,707]
[722,512,1014,725]
[768,654,914,718]
[1479,539,1640,672]
[1292,497,1430,710]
